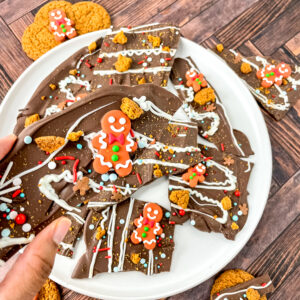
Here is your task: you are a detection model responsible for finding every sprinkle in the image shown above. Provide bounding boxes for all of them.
[140,258,146,264]
[137,60,144,65]
[165,57,171,61]
[73,159,80,183]
[130,129,135,137]
[12,178,22,186]
[109,173,117,181]
[155,151,160,157]
[221,143,225,152]
[105,255,111,259]
[113,185,117,193]
[104,42,109,47]
[109,78,113,85]
[89,224,95,230]
[48,161,56,170]
[97,57,103,63]
[169,221,175,225]
[165,212,170,218]
[1,228,10,237]
[232,215,238,221]
[22,223,31,232]
[24,136,32,144]
[136,173,142,184]
[160,253,166,258]
[77,144,83,150]
[55,156,75,161]
[190,220,196,226]
[113,267,119,272]
[119,219,125,224]
[20,193,25,198]
[101,174,109,182]
[12,190,21,198]
[98,247,110,252]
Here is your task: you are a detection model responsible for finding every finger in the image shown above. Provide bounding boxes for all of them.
[0,252,20,282]
[0,134,17,160]
[0,217,71,300]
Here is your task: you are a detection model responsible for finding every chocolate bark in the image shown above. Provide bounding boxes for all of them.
[211,273,274,300]
[72,198,175,278]
[0,84,199,261]
[214,48,300,120]
[171,57,246,156]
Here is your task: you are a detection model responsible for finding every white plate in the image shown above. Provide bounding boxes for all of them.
[0,31,272,300]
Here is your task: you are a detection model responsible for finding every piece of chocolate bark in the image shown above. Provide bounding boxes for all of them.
[72,198,175,278]
[93,23,180,88]
[170,57,246,156]
[214,47,300,120]
[211,273,274,300]
[168,145,253,240]
[0,84,198,261]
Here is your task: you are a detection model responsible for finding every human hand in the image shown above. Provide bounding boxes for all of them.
[0,135,71,300]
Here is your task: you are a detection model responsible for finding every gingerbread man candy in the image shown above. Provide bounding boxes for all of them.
[131,202,163,250]
[92,110,137,177]
[49,9,77,42]
[256,63,292,88]
[186,68,208,92]
[182,162,206,187]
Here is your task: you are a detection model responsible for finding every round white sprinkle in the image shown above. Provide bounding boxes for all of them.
[20,207,25,212]
[190,220,196,226]
[142,62,147,67]
[1,228,10,237]
[119,219,125,225]
[22,223,31,232]
[89,224,95,230]
[160,253,166,259]
[160,58,165,63]
[113,266,119,272]
[24,136,32,144]
[9,211,18,220]
[147,57,152,62]
[160,233,165,238]
[48,161,57,170]
[12,178,22,186]
[0,203,8,211]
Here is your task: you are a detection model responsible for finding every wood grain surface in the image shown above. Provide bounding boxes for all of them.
[0,0,299,299]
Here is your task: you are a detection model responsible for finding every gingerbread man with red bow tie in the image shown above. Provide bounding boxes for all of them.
[92,110,137,177]
[131,202,163,250]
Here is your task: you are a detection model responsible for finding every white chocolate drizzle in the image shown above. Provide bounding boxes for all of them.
[58,75,91,100]
[94,66,171,76]
[0,234,34,249]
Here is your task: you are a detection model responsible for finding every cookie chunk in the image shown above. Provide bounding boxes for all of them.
[35,279,60,300]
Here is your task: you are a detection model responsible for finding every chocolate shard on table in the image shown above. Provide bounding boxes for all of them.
[170,57,246,157]
[168,144,253,240]
[72,198,175,278]
[214,46,300,120]
[93,23,180,88]
[0,84,198,261]
[211,273,275,300]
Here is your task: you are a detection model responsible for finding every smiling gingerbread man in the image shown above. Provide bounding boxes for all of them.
[131,202,163,250]
[92,110,137,177]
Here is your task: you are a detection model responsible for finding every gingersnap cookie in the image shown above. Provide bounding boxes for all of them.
[21,1,111,60]
[71,2,111,35]
[36,279,60,300]
[211,270,275,300]
[22,22,60,60]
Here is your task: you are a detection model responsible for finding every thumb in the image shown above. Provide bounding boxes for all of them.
[0,134,17,160]
[0,217,71,300]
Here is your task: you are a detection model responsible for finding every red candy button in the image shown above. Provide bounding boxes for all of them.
[234,190,241,197]
[179,209,186,216]
[15,213,26,225]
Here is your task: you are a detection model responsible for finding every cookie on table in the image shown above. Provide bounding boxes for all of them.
[211,269,275,300]
[21,1,111,60]
[34,279,60,300]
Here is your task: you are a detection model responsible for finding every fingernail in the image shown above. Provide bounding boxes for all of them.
[52,217,72,245]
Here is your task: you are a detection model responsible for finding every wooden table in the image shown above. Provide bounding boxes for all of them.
[0,0,299,299]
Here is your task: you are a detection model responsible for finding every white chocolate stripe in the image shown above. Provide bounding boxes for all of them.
[66,211,85,225]
[0,161,13,187]
[0,234,35,249]
[107,204,117,273]
[109,24,180,35]
[134,159,189,169]
[94,66,171,76]
[0,197,12,203]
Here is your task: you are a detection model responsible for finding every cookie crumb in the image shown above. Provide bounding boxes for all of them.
[148,35,161,48]
[216,44,224,52]
[169,190,189,209]
[120,97,143,120]
[35,136,65,153]
[246,288,261,300]
[67,130,84,141]
[153,169,163,178]
[231,222,239,230]
[25,114,40,128]
[49,83,57,90]
[41,96,46,101]
[112,30,127,44]
[194,87,215,105]
[88,41,97,53]
[138,77,146,85]
[130,252,141,264]
[240,62,252,74]
[114,54,132,72]
[162,46,170,52]
[95,226,106,240]
[221,196,232,210]
[36,279,60,300]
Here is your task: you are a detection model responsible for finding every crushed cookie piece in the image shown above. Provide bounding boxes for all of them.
[69,69,77,76]
[49,83,57,90]
[67,130,84,142]
[162,46,170,52]
[239,203,248,215]
[41,96,46,101]
[221,196,232,210]
[57,101,67,110]
[246,288,260,300]
[35,136,65,153]
[194,87,216,105]
[231,222,239,230]
[88,41,97,53]
[148,35,161,48]
[24,114,40,128]
[216,44,224,52]
[120,97,143,120]
[138,77,146,85]
[73,176,90,196]
[153,169,163,178]
[240,62,252,74]
[282,78,288,85]
[112,31,127,44]
[130,252,141,264]
[114,54,132,72]
[169,190,189,209]
[95,226,106,240]
[234,53,242,64]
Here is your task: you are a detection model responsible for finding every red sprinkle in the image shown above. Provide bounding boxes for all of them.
[130,129,135,137]
[136,173,142,184]
[104,42,109,47]
[261,282,267,287]
[98,247,110,252]
[221,143,225,152]
[85,62,92,68]
[97,57,103,63]
[99,186,103,190]
[105,255,111,258]
[116,226,120,230]
[65,100,75,103]
[172,212,176,216]
[38,161,43,165]
[109,78,113,85]
[204,157,213,161]
[73,159,80,183]
[127,25,132,29]
[61,161,66,165]
[155,151,160,157]
[165,57,172,61]
[12,190,21,198]
[113,185,117,193]
[234,190,241,197]
[179,209,185,216]
[137,60,144,64]
[169,221,175,225]
[55,156,75,161]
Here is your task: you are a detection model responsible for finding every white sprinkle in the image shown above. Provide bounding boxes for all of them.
[142,62,147,67]
[119,219,125,224]
[9,211,18,220]
[22,223,31,232]
[48,161,57,170]
[160,58,165,63]
[89,224,95,230]
[13,178,22,186]
[190,220,196,226]
[147,57,152,62]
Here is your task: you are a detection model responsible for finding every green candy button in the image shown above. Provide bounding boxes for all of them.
[62,28,67,33]
[111,154,119,162]
[112,145,120,152]
[60,24,65,28]
[142,232,147,238]
[144,226,149,232]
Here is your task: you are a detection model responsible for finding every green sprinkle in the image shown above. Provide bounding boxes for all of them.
[60,24,65,28]
[266,73,270,77]
[189,175,193,179]
[112,145,120,152]
[142,232,147,238]
[270,72,274,76]
[144,226,149,232]
[62,28,67,33]
[111,154,119,162]
[192,173,196,176]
